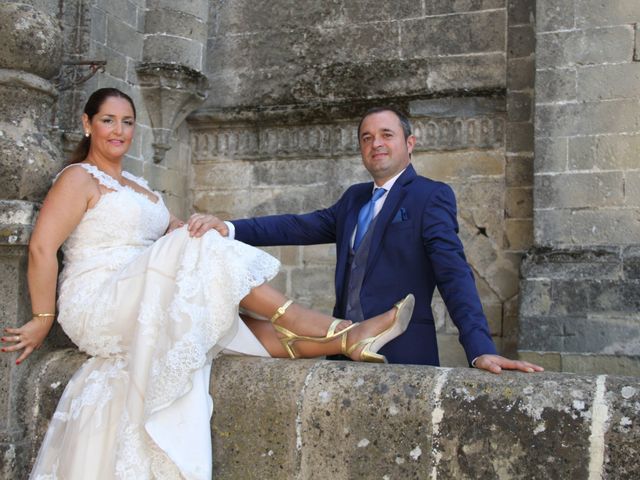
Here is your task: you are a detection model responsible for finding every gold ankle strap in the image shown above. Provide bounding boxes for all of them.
[270,299,293,324]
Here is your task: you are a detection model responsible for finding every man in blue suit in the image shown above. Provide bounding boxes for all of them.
[197,107,542,373]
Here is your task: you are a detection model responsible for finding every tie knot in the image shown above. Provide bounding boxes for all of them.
[372,188,386,201]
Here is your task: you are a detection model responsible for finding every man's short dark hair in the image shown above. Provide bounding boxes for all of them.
[357,106,413,140]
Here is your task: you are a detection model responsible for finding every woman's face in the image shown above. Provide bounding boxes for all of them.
[83,96,136,161]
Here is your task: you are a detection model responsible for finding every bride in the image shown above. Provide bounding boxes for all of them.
[0,88,413,479]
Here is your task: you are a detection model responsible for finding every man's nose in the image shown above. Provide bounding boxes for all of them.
[372,135,384,147]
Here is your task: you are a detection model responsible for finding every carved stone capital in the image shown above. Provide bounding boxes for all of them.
[136,63,209,163]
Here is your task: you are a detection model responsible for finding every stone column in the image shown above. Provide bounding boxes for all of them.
[137,0,209,163]
[520,1,640,374]
[0,3,63,477]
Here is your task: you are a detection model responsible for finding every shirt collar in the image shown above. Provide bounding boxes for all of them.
[372,167,407,194]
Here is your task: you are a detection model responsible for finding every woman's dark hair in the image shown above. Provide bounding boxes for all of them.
[68,88,137,164]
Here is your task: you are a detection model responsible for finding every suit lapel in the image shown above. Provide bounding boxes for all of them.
[365,165,417,276]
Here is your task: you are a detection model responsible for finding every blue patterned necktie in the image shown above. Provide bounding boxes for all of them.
[354,187,386,250]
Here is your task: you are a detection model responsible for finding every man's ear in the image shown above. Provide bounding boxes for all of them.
[406,134,416,154]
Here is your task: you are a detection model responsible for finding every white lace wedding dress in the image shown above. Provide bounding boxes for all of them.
[30,164,280,479]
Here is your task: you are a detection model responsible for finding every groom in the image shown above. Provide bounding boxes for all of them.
[200,107,542,374]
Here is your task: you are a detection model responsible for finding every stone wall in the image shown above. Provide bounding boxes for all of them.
[519,1,640,373]
[192,0,523,366]
[19,352,640,479]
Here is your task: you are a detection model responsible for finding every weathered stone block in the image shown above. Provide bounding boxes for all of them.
[604,376,640,478]
[91,42,128,80]
[508,0,535,26]
[343,0,426,22]
[505,154,533,187]
[569,133,640,171]
[532,209,565,247]
[89,6,107,47]
[507,91,533,122]
[623,246,640,279]
[520,247,623,281]
[142,35,203,71]
[519,279,552,317]
[536,0,574,32]
[206,53,506,109]
[192,161,253,190]
[589,281,640,313]
[208,30,307,72]
[213,0,342,35]
[147,0,209,19]
[536,68,577,104]
[508,24,535,58]
[565,209,640,246]
[401,10,505,57]
[435,332,469,367]
[291,265,336,300]
[534,172,624,210]
[301,244,336,267]
[577,63,640,102]
[561,353,640,375]
[506,121,534,153]
[96,0,139,27]
[435,369,596,479]
[280,245,301,266]
[550,280,591,315]
[504,218,533,251]
[144,9,207,42]
[537,26,635,69]
[144,163,187,198]
[624,171,640,207]
[211,357,316,477]
[518,315,565,351]
[536,100,640,137]
[507,57,535,90]
[409,96,505,117]
[535,136,568,173]
[424,0,504,16]
[193,190,255,218]
[505,186,532,219]
[252,159,336,187]
[575,0,640,28]
[107,16,143,59]
[412,151,504,182]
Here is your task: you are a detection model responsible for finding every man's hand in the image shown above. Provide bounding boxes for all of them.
[187,214,229,238]
[473,354,544,374]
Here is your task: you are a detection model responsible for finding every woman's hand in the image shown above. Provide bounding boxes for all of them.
[187,213,228,238]
[1,319,53,364]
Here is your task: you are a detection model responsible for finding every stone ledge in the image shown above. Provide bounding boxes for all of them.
[15,350,640,479]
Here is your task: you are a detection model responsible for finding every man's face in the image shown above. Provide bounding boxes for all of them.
[358,111,416,185]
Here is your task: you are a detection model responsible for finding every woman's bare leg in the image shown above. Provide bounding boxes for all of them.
[239,283,400,359]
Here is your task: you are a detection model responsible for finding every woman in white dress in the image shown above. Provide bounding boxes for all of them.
[1,88,413,479]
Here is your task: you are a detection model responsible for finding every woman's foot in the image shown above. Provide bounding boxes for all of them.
[342,294,414,363]
[269,300,356,358]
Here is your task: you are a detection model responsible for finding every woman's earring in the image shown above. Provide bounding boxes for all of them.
[85,131,90,138]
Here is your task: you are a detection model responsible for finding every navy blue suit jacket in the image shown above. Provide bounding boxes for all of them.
[233,164,497,365]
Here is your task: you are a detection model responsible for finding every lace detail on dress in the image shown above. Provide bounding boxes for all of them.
[52,357,128,428]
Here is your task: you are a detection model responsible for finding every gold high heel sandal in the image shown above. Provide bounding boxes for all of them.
[342,294,414,363]
[270,299,358,359]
